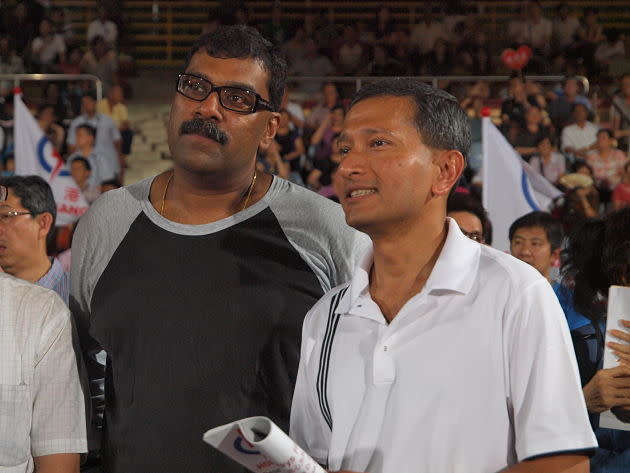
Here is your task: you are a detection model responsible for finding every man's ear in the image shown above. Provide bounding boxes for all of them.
[258,112,280,153]
[36,212,54,242]
[432,149,465,196]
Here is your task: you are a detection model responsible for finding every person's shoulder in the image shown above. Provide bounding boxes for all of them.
[268,177,345,221]
[69,113,86,126]
[98,112,116,127]
[80,177,150,227]
[0,273,67,317]
[478,244,547,290]
[303,282,352,335]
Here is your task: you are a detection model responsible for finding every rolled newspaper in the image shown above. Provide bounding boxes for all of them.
[203,416,326,473]
[600,286,630,431]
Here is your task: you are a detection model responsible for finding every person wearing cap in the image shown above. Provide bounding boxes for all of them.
[67,91,122,184]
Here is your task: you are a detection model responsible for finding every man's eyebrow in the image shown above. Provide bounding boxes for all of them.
[186,71,260,94]
[338,128,396,142]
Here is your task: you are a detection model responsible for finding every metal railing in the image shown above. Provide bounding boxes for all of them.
[0,74,103,101]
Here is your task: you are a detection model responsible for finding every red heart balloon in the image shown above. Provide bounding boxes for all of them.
[501,45,533,70]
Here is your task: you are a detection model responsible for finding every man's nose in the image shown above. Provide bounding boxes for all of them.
[194,90,224,120]
[337,149,365,178]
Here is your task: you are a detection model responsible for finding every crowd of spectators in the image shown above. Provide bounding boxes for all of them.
[0,0,628,244]
[1,11,630,471]
[0,1,133,217]
[214,0,630,224]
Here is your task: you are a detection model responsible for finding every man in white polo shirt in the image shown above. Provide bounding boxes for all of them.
[290,78,597,473]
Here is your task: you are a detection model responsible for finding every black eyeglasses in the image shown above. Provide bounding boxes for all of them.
[0,210,34,223]
[176,73,274,114]
[460,229,485,244]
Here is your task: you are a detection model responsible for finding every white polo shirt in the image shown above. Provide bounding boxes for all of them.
[290,218,597,473]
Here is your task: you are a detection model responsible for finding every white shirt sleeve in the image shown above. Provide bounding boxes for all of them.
[560,126,572,151]
[504,279,597,461]
[30,295,87,457]
[67,119,78,146]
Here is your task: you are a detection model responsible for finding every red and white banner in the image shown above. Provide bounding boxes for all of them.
[14,89,88,226]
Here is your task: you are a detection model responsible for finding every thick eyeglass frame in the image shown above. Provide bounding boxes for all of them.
[0,185,6,201]
[0,210,35,222]
[176,73,274,114]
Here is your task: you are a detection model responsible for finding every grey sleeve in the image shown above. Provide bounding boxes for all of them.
[268,182,369,292]
[70,182,145,450]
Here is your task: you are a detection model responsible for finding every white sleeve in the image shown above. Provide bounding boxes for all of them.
[505,279,597,461]
[30,295,87,457]
[290,306,331,466]
[560,126,572,151]
[67,120,78,146]
[108,116,121,142]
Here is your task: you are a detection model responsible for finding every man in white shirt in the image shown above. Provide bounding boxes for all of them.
[0,195,86,471]
[561,103,599,160]
[290,78,597,473]
[0,177,70,304]
[410,10,446,58]
[86,5,118,49]
[524,1,553,53]
[67,92,122,182]
[553,3,580,52]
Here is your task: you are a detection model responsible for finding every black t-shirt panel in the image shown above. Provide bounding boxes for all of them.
[90,208,324,473]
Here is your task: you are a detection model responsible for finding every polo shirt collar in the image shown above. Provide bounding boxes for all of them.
[337,218,480,315]
[36,257,64,289]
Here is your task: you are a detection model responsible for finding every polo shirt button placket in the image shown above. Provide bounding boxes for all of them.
[373,343,396,385]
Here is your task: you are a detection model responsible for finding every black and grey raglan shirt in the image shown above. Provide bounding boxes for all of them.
[70,175,368,473]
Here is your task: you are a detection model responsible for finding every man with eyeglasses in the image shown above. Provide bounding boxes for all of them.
[0,185,87,473]
[0,176,69,304]
[447,191,493,245]
[71,25,366,473]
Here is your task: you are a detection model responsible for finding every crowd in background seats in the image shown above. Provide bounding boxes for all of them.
[0,0,629,245]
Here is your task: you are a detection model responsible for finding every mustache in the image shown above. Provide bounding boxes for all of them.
[180,118,229,145]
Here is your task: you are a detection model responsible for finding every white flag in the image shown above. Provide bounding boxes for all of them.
[14,90,88,226]
[481,117,563,251]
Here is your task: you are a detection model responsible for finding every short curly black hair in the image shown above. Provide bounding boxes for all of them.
[185,25,287,112]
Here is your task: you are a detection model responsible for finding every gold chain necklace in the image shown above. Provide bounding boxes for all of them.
[160,170,257,217]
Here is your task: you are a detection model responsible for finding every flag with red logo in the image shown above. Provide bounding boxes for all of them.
[13,89,88,226]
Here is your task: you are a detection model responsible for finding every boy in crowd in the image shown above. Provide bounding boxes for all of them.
[509,210,562,284]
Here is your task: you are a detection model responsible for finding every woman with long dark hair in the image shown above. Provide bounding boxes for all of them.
[557,207,630,471]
